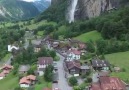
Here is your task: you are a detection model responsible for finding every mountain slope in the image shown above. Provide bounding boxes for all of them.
[0,0,50,21]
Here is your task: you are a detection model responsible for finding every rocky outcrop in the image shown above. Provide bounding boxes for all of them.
[75,0,119,20]
[66,0,120,22]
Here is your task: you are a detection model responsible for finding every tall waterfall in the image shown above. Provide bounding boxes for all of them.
[68,0,78,23]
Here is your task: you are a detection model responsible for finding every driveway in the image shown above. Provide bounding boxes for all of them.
[52,53,72,90]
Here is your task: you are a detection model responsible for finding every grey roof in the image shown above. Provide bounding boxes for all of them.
[91,59,110,67]
[32,40,41,45]
[81,65,90,70]
[19,65,30,72]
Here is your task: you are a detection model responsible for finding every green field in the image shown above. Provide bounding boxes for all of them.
[2,53,11,61]
[105,51,129,82]
[35,77,52,90]
[74,31,103,42]
[0,74,18,90]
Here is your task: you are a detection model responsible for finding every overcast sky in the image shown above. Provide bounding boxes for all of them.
[22,0,51,2]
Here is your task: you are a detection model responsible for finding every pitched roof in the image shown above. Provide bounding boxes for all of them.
[19,65,30,72]
[38,57,53,65]
[2,65,13,70]
[27,75,36,80]
[66,60,81,69]
[19,75,36,84]
[19,77,31,84]
[69,50,81,55]
[91,59,110,67]
[90,76,126,90]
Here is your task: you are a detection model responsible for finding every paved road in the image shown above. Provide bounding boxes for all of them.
[53,53,72,90]
[5,55,13,65]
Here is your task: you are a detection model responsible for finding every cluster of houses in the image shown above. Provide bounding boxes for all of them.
[5,37,129,89]
[0,65,13,80]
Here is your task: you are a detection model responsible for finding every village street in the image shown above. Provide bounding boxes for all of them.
[52,53,73,90]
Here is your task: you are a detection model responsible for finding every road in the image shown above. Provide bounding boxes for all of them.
[53,53,72,90]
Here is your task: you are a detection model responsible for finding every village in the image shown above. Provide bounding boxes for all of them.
[0,30,128,90]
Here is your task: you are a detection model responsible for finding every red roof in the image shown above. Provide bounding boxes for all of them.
[70,50,81,55]
[66,60,81,69]
[2,65,13,70]
[38,57,53,65]
[90,76,126,90]
[79,43,86,49]
[19,75,36,84]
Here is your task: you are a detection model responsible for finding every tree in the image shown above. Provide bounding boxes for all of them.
[49,50,56,58]
[69,77,78,86]
[44,65,54,82]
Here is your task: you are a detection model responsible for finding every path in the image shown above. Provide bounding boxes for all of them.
[53,53,72,90]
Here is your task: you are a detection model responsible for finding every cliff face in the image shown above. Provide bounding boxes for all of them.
[75,0,119,20]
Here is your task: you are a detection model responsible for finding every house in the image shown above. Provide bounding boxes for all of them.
[8,45,19,52]
[1,65,13,71]
[91,59,110,70]
[32,40,42,52]
[19,75,36,88]
[0,73,5,80]
[19,65,30,74]
[89,76,127,90]
[37,57,53,76]
[66,50,81,61]
[80,65,90,74]
[65,60,81,76]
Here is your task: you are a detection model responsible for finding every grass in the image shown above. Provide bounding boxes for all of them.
[35,77,52,90]
[37,31,44,36]
[2,53,11,62]
[0,74,19,90]
[74,31,103,42]
[25,20,57,30]
[105,51,129,82]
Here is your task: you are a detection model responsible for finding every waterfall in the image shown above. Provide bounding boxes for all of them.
[68,0,78,23]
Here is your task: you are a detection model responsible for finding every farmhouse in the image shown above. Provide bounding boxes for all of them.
[37,57,53,76]
[91,59,110,70]
[19,75,36,88]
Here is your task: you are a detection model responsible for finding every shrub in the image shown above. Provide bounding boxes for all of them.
[69,77,78,86]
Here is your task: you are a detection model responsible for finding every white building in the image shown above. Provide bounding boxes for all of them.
[37,57,53,76]
[66,50,81,61]
[8,45,19,52]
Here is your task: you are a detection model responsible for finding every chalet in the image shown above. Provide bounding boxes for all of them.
[19,75,36,88]
[1,65,13,71]
[65,60,81,76]
[32,40,42,52]
[91,59,110,70]
[0,65,13,80]
[80,65,90,74]
[37,57,53,76]
[66,50,81,61]
[89,76,127,90]
[19,65,30,74]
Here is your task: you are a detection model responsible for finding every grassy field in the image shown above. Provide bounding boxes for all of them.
[37,31,44,36]
[35,77,52,90]
[0,74,18,90]
[2,53,11,61]
[74,31,103,42]
[105,51,129,82]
